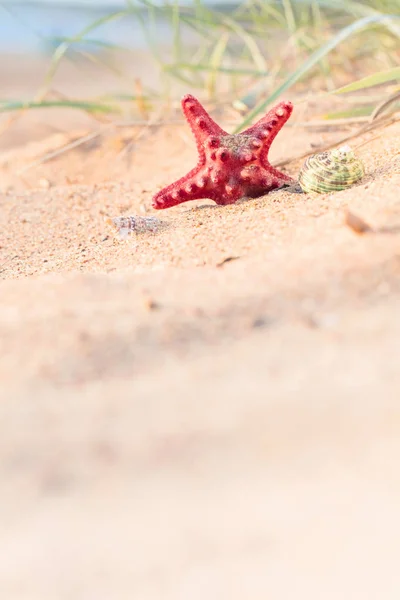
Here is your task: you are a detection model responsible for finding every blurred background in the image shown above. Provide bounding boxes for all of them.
[1,0,399,149]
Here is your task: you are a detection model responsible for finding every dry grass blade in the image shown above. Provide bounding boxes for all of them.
[370,89,400,121]
[0,113,23,138]
[16,126,114,176]
[0,255,18,275]
[113,108,167,164]
[274,112,399,168]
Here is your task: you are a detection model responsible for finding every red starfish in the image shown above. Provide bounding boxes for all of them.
[152,94,294,210]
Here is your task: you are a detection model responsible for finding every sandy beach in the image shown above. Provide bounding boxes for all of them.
[1,51,400,598]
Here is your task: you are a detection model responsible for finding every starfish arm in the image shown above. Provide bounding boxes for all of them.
[243,100,293,159]
[153,167,211,209]
[181,94,227,159]
[262,165,293,186]
[152,164,242,209]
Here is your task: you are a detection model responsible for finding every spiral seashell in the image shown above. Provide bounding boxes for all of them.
[298,145,365,193]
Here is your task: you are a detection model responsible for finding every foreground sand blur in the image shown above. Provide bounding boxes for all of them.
[1,58,400,596]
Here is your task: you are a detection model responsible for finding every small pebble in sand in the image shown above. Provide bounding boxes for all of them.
[38,178,51,189]
[106,215,162,239]
[345,210,374,235]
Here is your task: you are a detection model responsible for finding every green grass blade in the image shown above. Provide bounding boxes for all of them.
[309,0,400,37]
[161,65,203,87]
[163,63,269,76]
[37,10,130,100]
[333,67,400,94]
[172,0,182,64]
[73,50,127,79]
[282,0,297,34]
[233,13,400,133]
[217,13,267,72]
[324,106,374,119]
[44,36,125,51]
[206,33,230,98]
[0,100,118,114]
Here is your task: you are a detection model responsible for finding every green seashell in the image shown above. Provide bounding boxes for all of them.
[298,145,365,194]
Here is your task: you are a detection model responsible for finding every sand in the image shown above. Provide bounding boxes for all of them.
[1,75,400,598]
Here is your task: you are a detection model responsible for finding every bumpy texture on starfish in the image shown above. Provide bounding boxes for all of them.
[152,94,294,209]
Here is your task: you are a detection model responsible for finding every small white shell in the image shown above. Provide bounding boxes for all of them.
[106,215,161,238]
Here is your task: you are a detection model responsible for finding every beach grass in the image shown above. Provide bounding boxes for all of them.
[1,0,400,129]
